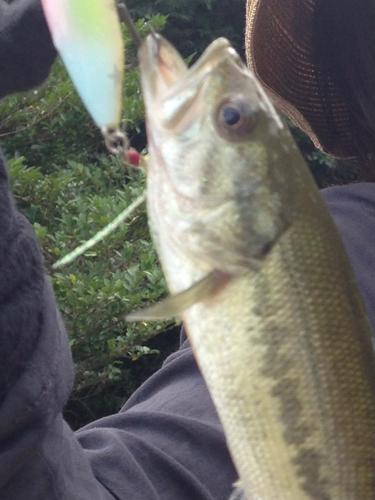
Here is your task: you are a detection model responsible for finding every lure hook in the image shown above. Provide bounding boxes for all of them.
[102,127,129,155]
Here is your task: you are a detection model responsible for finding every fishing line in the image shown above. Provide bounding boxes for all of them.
[53,192,147,269]
[117,3,142,48]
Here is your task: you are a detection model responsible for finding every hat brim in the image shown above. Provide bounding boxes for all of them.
[245,0,367,159]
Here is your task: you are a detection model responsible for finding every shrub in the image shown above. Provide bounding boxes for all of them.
[127,0,247,59]
[8,153,178,427]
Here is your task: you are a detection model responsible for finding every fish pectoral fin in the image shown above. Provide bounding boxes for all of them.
[228,486,247,500]
[126,270,229,321]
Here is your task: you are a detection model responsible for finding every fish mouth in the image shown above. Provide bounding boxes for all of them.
[138,33,245,126]
[138,32,188,106]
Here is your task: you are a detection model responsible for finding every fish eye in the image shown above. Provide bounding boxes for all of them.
[222,106,241,126]
[215,97,257,142]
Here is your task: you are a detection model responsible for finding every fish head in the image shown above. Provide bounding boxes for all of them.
[139,34,307,282]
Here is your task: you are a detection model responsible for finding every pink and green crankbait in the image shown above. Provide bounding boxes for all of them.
[41,0,126,151]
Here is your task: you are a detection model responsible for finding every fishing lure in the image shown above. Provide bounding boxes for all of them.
[41,0,126,151]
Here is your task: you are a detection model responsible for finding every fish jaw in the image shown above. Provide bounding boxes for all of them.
[139,34,306,293]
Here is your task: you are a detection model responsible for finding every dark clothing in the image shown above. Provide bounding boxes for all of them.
[0,2,374,499]
[0,0,56,100]
[322,183,375,334]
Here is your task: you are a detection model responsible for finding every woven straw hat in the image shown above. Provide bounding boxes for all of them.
[245,0,373,159]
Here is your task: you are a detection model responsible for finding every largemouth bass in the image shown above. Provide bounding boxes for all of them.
[133,33,375,499]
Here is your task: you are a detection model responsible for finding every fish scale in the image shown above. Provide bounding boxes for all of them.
[134,33,375,499]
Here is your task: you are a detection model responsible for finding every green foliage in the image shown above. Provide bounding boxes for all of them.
[9,154,176,428]
[126,0,247,59]
[286,119,360,188]
[0,60,98,169]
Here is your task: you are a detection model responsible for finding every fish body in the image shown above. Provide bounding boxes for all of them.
[41,0,124,130]
[138,34,375,499]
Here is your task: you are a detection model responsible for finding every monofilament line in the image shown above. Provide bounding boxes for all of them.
[53,191,146,268]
